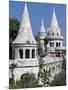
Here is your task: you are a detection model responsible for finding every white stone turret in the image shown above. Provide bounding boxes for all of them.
[47,9,63,53]
[39,20,46,51]
[11,3,39,80]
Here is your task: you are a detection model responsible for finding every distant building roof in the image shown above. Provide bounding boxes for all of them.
[39,20,46,33]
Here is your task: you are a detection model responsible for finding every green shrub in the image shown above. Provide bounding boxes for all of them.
[10,73,39,89]
[50,70,66,86]
[9,78,15,89]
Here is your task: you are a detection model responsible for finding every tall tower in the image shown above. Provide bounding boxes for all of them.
[39,20,46,51]
[47,9,63,57]
[11,3,39,80]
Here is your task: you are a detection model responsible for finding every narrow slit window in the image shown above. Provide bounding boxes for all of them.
[19,49,23,58]
[32,49,35,58]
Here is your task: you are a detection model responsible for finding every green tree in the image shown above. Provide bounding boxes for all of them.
[50,70,66,86]
[9,18,20,42]
[62,54,66,71]
[41,69,51,86]
[9,78,15,89]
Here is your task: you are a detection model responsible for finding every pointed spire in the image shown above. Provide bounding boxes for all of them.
[53,8,56,17]
[24,3,28,12]
[41,20,44,26]
[50,8,59,29]
[19,3,32,33]
[40,20,46,32]
[13,3,36,44]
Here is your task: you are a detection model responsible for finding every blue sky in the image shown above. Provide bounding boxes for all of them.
[9,1,66,46]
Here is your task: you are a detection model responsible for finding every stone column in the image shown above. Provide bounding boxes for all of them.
[30,49,32,58]
[54,41,55,47]
[23,48,25,59]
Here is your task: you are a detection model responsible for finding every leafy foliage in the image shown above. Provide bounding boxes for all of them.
[9,18,20,42]
[50,70,66,86]
[18,73,38,88]
[9,78,15,89]
[9,73,39,89]
[62,55,66,71]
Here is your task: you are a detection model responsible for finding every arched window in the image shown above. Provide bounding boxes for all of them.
[19,49,23,58]
[56,42,59,47]
[50,42,51,47]
[25,49,30,58]
[50,42,54,47]
[52,32,54,36]
[32,49,35,58]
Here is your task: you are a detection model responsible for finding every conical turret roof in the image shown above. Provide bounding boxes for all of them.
[47,9,63,39]
[39,20,46,33]
[13,3,36,44]
[50,8,59,29]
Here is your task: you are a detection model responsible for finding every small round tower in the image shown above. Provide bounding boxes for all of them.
[39,20,46,51]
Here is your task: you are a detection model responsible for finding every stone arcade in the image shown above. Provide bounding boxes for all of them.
[9,3,66,81]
